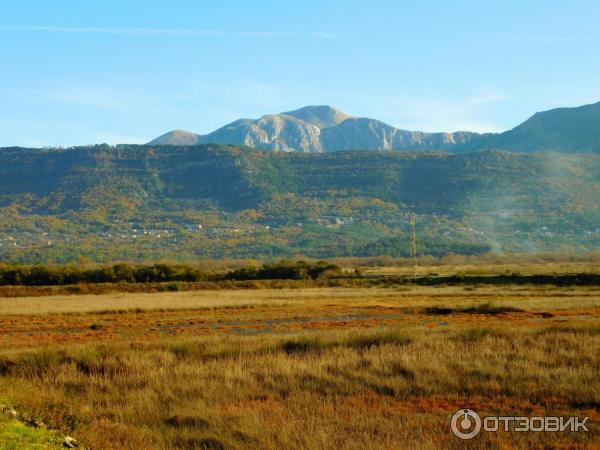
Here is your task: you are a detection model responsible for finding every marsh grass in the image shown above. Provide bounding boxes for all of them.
[1,324,599,449]
[2,281,600,449]
[452,327,510,343]
[281,329,411,355]
[538,324,600,336]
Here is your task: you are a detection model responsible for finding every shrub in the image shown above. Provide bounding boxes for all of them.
[425,303,523,315]
[226,260,342,281]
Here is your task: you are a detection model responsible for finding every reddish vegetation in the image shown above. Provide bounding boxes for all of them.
[3,304,600,348]
[1,285,599,449]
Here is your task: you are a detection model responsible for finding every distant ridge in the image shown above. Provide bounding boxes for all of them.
[148,101,600,154]
[469,101,600,153]
[147,105,481,152]
[148,130,200,146]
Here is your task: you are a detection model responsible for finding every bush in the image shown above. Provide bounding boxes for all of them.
[226,260,342,281]
[424,303,523,315]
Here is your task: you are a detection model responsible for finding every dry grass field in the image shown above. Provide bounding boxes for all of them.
[1,273,600,448]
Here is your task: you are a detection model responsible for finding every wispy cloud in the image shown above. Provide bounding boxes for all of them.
[466,86,508,107]
[375,86,510,133]
[0,25,344,39]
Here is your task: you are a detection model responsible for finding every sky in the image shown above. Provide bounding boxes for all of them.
[1,0,600,147]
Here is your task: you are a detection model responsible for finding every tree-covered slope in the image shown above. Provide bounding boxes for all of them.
[243,149,600,215]
[1,144,600,262]
[4,144,597,215]
[0,144,261,213]
[467,101,600,153]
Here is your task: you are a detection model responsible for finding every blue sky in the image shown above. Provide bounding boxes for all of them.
[1,0,600,146]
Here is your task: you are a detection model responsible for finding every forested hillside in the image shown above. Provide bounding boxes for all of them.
[1,144,599,262]
[469,101,600,153]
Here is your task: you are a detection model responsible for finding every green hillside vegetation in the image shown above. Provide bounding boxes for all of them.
[1,144,600,263]
[468,101,600,153]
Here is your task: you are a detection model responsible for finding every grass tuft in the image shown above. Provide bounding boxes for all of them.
[540,325,600,336]
[344,329,412,349]
[173,436,226,450]
[453,327,508,342]
[281,337,328,354]
[165,415,209,429]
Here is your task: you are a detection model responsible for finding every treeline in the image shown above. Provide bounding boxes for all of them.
[225,260,342,281]
[414,273,600,287]
[0,263,207,286]
[2,260,600,288]
[0,260,342,286]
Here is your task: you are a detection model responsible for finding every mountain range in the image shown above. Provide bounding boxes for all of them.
[148,101,600,154]
[1,99,600,263]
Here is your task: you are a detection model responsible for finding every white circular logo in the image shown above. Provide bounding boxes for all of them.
[451,409,481,439]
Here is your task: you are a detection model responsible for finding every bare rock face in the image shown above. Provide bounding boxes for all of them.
[147,105,482,152]
[282,105,352,129]
[321,118,398,151]
[200,114,324,152]
[320,118,481,151]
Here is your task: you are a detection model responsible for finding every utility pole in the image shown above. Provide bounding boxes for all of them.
[409,212,417,278]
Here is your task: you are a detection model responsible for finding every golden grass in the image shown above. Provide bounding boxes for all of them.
[1,323,599,449]
[3,285,600,316]
[360,261,600,277]
[1,281,600,448]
